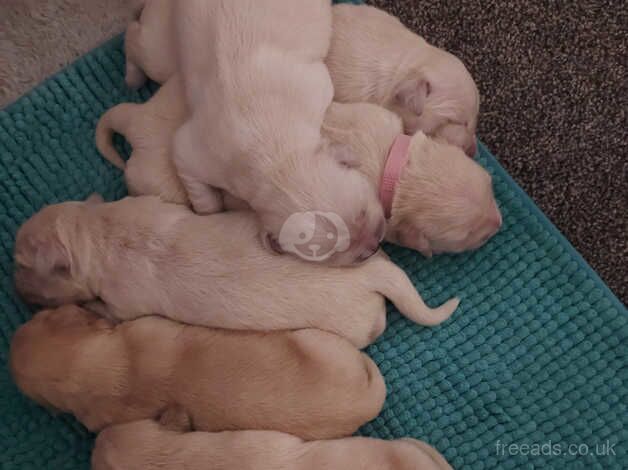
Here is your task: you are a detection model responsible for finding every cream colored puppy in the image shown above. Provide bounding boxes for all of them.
[14,196,458,349]
[124,0,176,88]
[327,4,480,157]
[95,76,188,204]
[92,412,453,470]
[172,0,385,265]
[94,91,498,255]
[10,305,385,440]
[323,102,501,256]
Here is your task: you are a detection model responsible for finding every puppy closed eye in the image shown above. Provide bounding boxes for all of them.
[52,264,71,276]
[425,81,432,97]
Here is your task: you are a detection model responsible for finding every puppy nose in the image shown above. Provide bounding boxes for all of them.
[490,210,502,232]
[355,228,384,264]
[355,243,380,263]
[375,218,386,243]
[465,137,478,158]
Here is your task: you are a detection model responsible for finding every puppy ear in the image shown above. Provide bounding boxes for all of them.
[414,231,433,258]
[397,224,433,258]
[31,236,72,276]
[85,193,104,205]
[328,142,360,169]
[158,405,192,432]
[395,76,431,116]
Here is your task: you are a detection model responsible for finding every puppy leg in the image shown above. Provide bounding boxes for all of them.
[124,22,148,89]
[173,122,224,214]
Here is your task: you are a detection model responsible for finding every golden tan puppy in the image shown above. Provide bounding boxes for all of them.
[92,412,453,470]
[323,102,501,257]
[171,0,385,266]
[96,76,188,204]
[327,4,480,157]
[10,305,385,439]
[124,0,176,89]
[14,196,458,348]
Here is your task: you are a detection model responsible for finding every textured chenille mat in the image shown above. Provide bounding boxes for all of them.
[1,13,627,470]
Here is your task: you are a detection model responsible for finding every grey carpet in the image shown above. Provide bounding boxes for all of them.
[369,0,627,304]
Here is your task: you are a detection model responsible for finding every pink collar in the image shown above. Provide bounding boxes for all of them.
[379,134,412,219]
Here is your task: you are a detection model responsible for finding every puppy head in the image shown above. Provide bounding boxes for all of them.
[14,195,103,306]
[388,48,479,157]
[92,408,190,470]
[389,134,501,256]
[261,143,386,266]
[9,305,111,408]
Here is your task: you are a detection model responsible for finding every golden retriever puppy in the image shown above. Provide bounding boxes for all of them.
[94,80,498,256]
[323,102,501,257]
[171,0,385,265]
[92,411,452,470]
[327,4,480,157]
[10,305,386,440]
[14,196,458,348]
[95,76,188,204]
[124,0,176,88]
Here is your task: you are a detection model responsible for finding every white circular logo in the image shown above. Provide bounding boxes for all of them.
[278,211,350,262]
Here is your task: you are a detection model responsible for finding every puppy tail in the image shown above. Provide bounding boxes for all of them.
[370,258,459,326]
[95,103,139,170]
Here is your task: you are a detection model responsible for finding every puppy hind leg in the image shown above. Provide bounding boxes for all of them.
[173,123,224,214]
[179,177,224,215]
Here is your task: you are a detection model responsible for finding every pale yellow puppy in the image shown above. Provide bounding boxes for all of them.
[171,0,385,266]
[124,0,176,88]
[323,102,501,257]
[92,412,453,470]
[14,196,458,349]
[94,80,499,256]
[123,1,477,157]
[327,4,480,157]
[10,305,385,440]
[95,76,188,205]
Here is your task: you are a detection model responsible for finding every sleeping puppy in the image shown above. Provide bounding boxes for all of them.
[171,0,385,265]
[95,76,188,204]
[10,305,385,440]
[124,2,476,157]
[322,102,501,257]
[92,411,453,470]
[124,0,176,88]
[94,85,499,257]
[13,196,458,348]
[327,4,480,157]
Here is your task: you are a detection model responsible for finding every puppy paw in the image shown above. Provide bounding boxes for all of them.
[125,61,147,90]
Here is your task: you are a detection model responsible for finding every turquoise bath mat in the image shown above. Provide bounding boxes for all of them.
[1,20,626,470]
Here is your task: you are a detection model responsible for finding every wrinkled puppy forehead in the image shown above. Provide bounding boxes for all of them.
[14,200,90,260]
[16,202,76,243]
[20,305,107,341]
[11,306,106,377]
[423,51,479,116]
